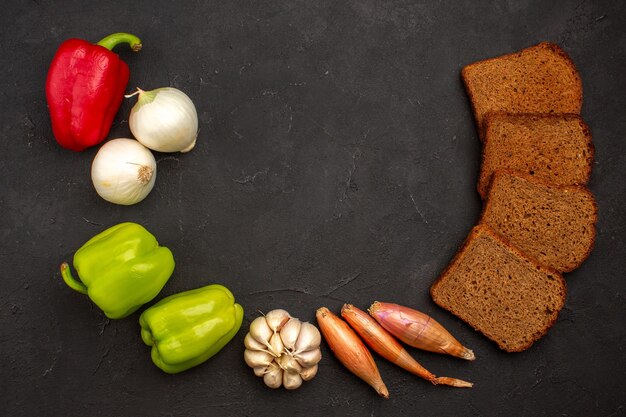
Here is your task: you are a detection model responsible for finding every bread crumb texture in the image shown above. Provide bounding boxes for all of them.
[462,42,582,132]
[431,225,566,352]
[481,171,597,272]
[478,113,593,198]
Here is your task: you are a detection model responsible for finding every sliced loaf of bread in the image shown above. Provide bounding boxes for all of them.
[461,42,582,134]
[477,112,594,198]
[480,171,597,272]
[431,224,566,352]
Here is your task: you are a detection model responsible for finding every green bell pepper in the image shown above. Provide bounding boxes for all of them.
[60,222,175,319]
[139,284,244,374]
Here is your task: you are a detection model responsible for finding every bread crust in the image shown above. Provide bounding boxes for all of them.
[541,42,584,112]
[430,224,567,352]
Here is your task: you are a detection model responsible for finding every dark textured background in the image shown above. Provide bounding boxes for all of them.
[1,1,624,416]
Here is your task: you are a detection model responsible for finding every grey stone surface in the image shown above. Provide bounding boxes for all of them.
[0,1,624,416]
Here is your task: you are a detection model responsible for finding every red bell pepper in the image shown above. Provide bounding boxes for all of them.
[45,33,142,151]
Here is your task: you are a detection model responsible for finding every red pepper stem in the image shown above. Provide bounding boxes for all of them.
[60,262,88,295]
[96,32,142,52]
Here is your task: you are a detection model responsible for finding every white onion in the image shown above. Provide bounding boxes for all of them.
[128,87,198,153]
[91,138,156,205]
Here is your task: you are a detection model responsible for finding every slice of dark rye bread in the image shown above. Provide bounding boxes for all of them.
[431,224,566,352]
[480,171,597,272]
[461,42,583,135]
[477,112,594,198]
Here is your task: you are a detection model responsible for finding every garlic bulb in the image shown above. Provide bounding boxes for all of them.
[127,87,198,153]
[244,309,322,390]
[91,138,156,205]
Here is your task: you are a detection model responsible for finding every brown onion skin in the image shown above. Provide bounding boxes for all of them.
[369,302,475,361]
[342,304,472,388]
[316,307,389,398]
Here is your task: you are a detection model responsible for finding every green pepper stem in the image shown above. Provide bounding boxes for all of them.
[96,32,142,52]
[60,262,88,295]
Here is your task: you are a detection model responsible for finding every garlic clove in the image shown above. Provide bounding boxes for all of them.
[249,316,273,347]
[283,371,303,390]
[244,332,270,353]
[244,349,274,369]
[279,318,302,352]
[263,362,283,389]
[253,365,268,377]
[299,364,318,381]
[277,354,303,374]
[265,309,291,332]
[294,322,322,354]
[294,347,322,368]
[269,332,285,357]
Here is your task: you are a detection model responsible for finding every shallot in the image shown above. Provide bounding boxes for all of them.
[369,302,475,360]
[316,307,389,398]
[341,304,472,388]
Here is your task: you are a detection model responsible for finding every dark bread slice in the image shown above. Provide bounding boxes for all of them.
[478,112,594,198]
[461,42,583,135]
[431,224,566,352]
[480,171,597,272]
